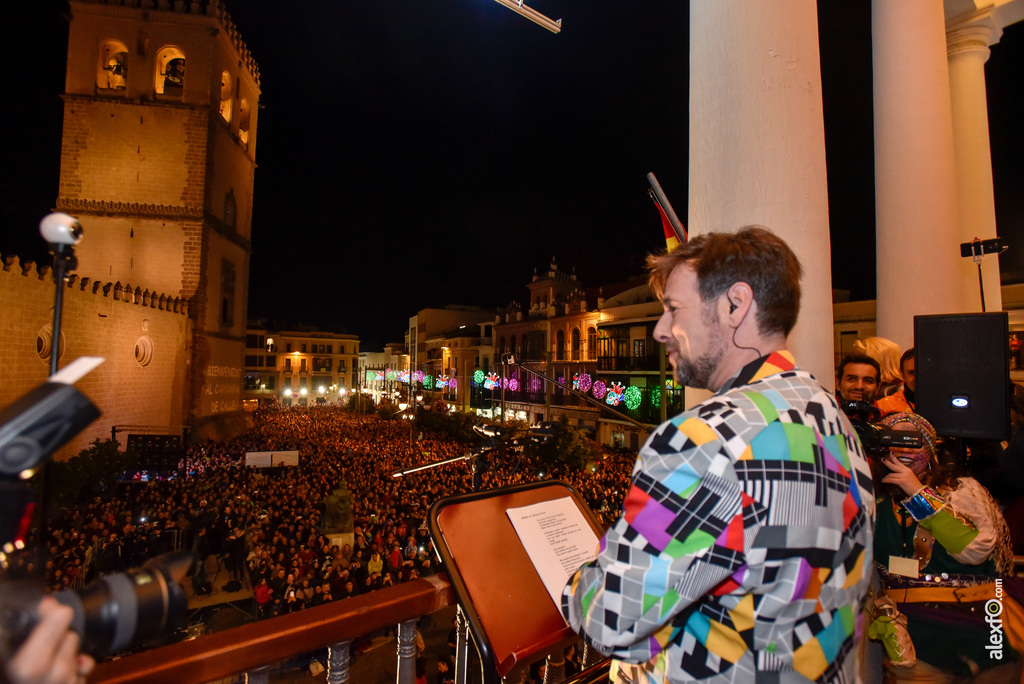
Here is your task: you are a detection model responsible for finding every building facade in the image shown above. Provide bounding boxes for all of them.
[57,0,260,438]
[242,328,359,408]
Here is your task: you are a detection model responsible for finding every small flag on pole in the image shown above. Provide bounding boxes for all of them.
[654,198,681,252]
[647,172,687,251]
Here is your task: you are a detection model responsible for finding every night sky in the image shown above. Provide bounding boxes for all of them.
[2,2,1022,349]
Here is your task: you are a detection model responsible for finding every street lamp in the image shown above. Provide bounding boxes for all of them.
[39,213,83,377]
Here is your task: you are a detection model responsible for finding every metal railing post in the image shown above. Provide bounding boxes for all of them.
[244,665,269,683]
[542,655,565,683]
[581,642,603,668]
[327,640,352,684]
[454,606,470,684]
[396,618,419,684]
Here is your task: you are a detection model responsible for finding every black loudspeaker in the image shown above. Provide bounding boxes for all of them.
[127,433,184,472]
[914,312,1009,441]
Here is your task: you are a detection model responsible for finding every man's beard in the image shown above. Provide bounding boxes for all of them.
[671,307,729,390]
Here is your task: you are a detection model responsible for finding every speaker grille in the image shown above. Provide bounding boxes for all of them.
[914,313,1009,440]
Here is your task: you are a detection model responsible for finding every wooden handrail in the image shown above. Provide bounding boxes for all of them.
[89,574,454,684]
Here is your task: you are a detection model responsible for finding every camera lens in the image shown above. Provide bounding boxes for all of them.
[56,550,190,659]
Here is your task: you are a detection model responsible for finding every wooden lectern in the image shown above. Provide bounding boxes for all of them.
[428,481,605,683]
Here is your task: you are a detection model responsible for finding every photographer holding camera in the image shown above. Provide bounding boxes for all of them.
[2,597,94,684]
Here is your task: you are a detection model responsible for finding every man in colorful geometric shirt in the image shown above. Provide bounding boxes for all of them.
[562,226,875,683]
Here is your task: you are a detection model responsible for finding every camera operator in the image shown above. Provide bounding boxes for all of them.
[2,597,94,684]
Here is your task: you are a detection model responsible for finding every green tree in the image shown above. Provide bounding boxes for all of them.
[533,415,593,471]
[43,439,138,512]
[418,400,479,442]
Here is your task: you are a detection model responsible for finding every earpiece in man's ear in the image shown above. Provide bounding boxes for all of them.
[728,297,738,314]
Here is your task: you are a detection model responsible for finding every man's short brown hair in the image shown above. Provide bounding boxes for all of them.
[647,225,802,336]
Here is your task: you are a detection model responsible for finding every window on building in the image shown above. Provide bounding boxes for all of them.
[96,40,129,91]
[238,98,251,146]
[286,343,292,353]
[300,377,307,390]
[245,334,260,348]
[265,376,276,390]
[224,190,236,229]
[284,377,292,390]
[265,355,276,368]
[244,375,260,390]
[219,70,233,122]
[220,259,235,327]
[300,358,307,373]
[244,355,259,367]
[339,345,346,354]
[510,336,517,357]
[301,344,307,353]
[154,46,185,96]
[587,327,598,360]
[313,357,332,372]
[284,358,292,372]
[556,330,565,361]
[571,328,581,360]
[327,345,333,354]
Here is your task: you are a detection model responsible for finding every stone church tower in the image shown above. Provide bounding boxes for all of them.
[56,0,259,438]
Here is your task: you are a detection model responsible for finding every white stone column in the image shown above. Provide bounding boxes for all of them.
[947,15,1003,312]
[873,0,969,351]
[690,0,835,389]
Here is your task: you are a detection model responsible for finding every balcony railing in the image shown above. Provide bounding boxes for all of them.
[90,576,454,684]
[596,355,663,372]
[88,574,610,683]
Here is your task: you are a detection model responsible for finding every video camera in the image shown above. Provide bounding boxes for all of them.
[839,399,922,457]
[0,359,190,660]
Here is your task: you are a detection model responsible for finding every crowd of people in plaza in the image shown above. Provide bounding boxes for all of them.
[3,406,636,624]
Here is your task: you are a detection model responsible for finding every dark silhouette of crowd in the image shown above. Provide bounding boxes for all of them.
[3,406,634,623]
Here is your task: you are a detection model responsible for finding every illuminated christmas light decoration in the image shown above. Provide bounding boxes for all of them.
[423,374,433,388]
[574,373,592,392]
[435,375,448,389]
[396,370,409,383]
[415,371,424,383]
[650,385,661,408]
[606,381,625,406]
[558,376,566,385]
[385,369,396,382]
[624,385,642,410]
[592,380,607,399]
[508,377,519,391]
[484,372,500,390]
[530,376,542,393]
[449,377,457,389]
[473,369,485,384]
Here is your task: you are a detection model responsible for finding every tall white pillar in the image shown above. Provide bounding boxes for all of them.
[947,14,1003,312]
[689,0,835,389]
[873,0,969,351]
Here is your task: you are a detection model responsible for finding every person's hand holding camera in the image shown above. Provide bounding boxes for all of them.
[4,597,95,684]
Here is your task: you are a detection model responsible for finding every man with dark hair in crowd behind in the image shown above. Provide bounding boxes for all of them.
[836,353,881,405]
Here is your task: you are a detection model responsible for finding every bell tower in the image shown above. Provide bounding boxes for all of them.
[57,0,260,437]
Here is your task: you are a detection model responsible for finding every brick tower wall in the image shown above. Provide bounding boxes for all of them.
[0,255,190,460]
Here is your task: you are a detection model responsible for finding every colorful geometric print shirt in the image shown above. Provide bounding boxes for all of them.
[562,351,875,683]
